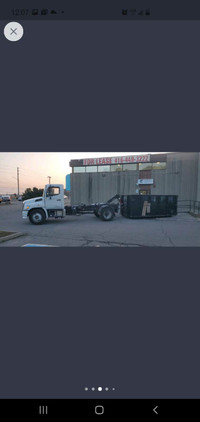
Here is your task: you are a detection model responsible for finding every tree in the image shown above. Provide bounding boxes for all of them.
[22,187,44,201]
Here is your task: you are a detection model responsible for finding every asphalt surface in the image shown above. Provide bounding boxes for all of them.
[0,200,200,247]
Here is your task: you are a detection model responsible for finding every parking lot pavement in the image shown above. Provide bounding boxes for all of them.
[0,200,200,247]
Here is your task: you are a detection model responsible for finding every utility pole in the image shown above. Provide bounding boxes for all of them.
[48,176,51,184]
[17,167,20,196]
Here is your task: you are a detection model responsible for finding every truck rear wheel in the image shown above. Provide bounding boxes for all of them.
[99,205,114,221]
[29,209,46,225]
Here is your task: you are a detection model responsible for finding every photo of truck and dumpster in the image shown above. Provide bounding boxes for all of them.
[0,152,200,247]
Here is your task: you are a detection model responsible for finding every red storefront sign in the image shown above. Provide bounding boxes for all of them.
[83,154,150,166]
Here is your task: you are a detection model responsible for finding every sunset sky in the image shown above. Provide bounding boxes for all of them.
[0,152,164,194]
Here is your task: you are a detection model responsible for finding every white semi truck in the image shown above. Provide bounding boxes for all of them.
[22,184,120,225]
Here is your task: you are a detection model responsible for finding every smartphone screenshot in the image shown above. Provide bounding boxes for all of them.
[0,0,200,418]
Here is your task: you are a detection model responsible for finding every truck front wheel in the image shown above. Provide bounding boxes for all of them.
[29,209,46,225]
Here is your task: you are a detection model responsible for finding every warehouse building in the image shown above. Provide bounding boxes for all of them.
[68,152,200,205]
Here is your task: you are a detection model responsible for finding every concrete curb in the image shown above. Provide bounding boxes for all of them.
[189,212,200,219]
[0,232,25,243]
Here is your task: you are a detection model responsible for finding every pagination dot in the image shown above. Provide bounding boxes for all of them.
[98,387,102,391]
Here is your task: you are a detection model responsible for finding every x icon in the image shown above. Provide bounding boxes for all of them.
[4,22,24,41]
[10,28,17,35]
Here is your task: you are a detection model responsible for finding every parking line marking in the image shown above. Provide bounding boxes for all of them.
[22,244,55,247]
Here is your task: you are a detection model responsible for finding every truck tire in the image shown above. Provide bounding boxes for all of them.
[99,205,114,221]
[29,209,46,225]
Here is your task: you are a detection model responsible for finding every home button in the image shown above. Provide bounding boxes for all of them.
[95,405,104,415]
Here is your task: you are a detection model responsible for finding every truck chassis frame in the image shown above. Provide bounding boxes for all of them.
[65,194,120,221]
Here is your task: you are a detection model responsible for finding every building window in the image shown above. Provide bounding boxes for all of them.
[74,166,86,173]
[152,162,167,170]
[86,166,98,173]
[139,163,153,170]
[123,163,137,171]
[111,164,123,172]
[98,165,110,172]
[139,162,167,171]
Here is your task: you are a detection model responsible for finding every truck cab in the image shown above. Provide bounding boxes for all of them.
[22,184,65,224]
[45,185,64,211]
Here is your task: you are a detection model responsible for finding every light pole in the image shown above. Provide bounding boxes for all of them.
[17,167,20,195]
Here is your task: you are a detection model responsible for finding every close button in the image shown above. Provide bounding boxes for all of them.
[4,22,24,42]
[95,405,104,415]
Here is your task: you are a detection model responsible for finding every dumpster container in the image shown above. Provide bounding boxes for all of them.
[121,195,178,218]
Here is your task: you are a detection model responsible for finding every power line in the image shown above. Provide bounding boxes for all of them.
[0,164,19,170]
[0,164,48,178]
[0,164,54,179]
[20,166,48,177]
[0,169,16,173]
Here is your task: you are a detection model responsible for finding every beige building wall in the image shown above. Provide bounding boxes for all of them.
[196,152,200,202]
[71,153,200,204]
[151,152,199,200]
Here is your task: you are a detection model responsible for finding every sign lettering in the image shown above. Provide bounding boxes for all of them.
[83,154,150,166]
